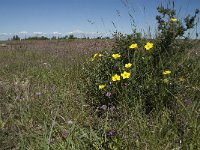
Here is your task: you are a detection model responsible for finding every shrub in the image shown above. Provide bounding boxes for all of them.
[82,4,199,115]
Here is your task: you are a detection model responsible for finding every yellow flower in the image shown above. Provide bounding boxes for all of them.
[99,84,106,89]
[162,70,171,75]
[112,53,121,59]
[91,53,98,61]
[129,43,138,49]
[144,42,153,50]
[170,18,177,22]
[91,53,103,61]
[112,74,121,81]
[121,71,131,79]
[93,53,98,58]
[125,63,132,68]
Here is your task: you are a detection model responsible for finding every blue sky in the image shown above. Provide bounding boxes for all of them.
[0,0,199,40]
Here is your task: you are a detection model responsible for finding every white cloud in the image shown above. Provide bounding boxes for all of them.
[66,29,84,35]
[33,32,43,35]
[52,32,62,35]
[0,33,8,36]
[64,30,111,38]
[66,29,107,35]
[66,31,73,35]
[20,31,28,34]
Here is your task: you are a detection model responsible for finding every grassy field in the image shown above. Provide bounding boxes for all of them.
[0,39,200,149]
[0,39,113,149]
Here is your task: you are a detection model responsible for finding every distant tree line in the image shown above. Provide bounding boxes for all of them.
[10,34,111,41]
[12,35,20,40]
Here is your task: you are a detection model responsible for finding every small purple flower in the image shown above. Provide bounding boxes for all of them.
[107,130,117,138]
[15,95,21,101]
[106,92,112,97]
[62,130,69,139]
[184,99,192,106]
[100,105,107,110]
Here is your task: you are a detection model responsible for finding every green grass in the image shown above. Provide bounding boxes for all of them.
[0,39,200,150]
[0,40,90,149]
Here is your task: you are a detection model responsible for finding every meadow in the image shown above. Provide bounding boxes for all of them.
[0,5,200,150]
[0,38,199,150]
[0,39,113,149]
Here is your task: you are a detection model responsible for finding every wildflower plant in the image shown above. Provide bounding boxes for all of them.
[82,3,199,115]
[155,4,199,68]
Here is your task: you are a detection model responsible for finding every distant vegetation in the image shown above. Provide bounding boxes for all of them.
[9,34,111,41]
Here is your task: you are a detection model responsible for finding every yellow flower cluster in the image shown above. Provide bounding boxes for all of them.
[99,69,172,89]
[96,42,174,91]
[112,71,131,82]
[129,42,154,51]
